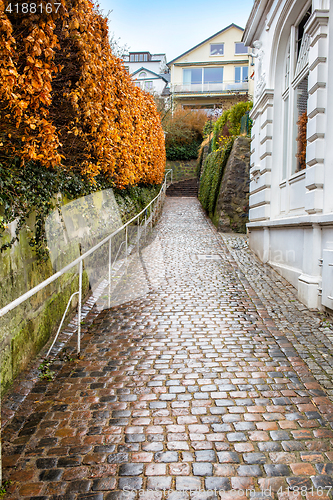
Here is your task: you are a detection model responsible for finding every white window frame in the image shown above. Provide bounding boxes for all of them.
[235,42,248,55]
[210,43,224,56]
[235,66,248,83]
[183,67,224,85]
[280,2,311,181]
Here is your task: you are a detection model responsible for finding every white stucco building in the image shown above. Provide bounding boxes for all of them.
[131,68,170,96]
[243,0,333,312]
[122,52,170,96]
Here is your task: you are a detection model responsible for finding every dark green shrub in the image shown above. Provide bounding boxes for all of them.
[199,138,234,215]
[212,101,253,151]
[203,119,215,138]
[166,141,201,161]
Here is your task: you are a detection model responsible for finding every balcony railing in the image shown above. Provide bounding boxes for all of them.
[170,81,249,94]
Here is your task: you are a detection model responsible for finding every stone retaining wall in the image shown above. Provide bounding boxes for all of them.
[214,136,250,233]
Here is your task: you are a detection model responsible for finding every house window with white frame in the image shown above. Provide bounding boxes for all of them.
[235,42,248,54]
[183,67,224,85]
[129,53,150,63]
[210,44,224,56]
[235,66,248,83]
[281,4,311,177]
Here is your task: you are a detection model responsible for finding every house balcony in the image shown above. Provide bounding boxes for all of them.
[170,81,249,95]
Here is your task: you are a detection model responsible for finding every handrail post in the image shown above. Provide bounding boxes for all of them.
[152,203,154,226]
[77,260,83,355]
[125,226,128,271]
[108,238,112,308]
[144,210,147,239]
[137,216,140,253]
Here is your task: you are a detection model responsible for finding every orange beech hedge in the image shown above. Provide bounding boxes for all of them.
[0,0,165,187]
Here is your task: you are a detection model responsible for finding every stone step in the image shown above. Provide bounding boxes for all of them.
[167,178,198,197]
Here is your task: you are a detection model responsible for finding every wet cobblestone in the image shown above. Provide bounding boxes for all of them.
[2,197,333,499]
[220,233,333,402]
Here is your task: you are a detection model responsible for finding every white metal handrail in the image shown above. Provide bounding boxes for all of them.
[46,291,79,357]
[171,81,249,93]
[0,169,173,355]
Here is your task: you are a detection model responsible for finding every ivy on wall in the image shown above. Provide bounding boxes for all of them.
[212,101,253,152]
[198,138,234,216]
[0,160,161,258]
[0,161,106,257]
[199,101,253,218]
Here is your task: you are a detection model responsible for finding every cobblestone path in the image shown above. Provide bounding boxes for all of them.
[2,198,333,500]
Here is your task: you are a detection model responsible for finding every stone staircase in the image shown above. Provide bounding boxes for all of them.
[166,178,198,197]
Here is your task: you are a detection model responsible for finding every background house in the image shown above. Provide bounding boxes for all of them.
[243,0,333,312]
[131,68,170,96]
[123,52,170,96]
[168,24,253,111]
[123,52,168,74]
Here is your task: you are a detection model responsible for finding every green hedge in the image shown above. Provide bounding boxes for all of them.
[166,141,201,161]
[198,138,234,215]
[212,102,252,151]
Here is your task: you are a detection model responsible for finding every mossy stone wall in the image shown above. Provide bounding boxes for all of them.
[0,184,160,395]
[214,136,250,233]
[0,220,89,395]
[198,136,250,233]
[166,160,197,183]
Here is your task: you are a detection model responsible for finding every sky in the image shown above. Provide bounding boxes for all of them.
[96,0,255,62]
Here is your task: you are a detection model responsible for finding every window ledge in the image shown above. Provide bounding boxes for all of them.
[289,169,306,184]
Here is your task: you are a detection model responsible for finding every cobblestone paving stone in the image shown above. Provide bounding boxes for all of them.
[2,197,333,500]
[219,234,333,402]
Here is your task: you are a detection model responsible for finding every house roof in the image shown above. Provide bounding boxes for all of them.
[167,23,244,66]
[131,67,169,82]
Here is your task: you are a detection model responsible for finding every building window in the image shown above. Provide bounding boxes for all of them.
[235,66,248,83]
[139,71,147,78]
[280,6,311,178]
[183,67,223,84]
[204,67,223,83]
[129,53,150,63]
[183,68,202,84]
[235,42,248,54]
[210,44,224,56]
[145,81,153,90]
[294,76,308,172]
[294,6,312,80]
[296,6,312,60]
